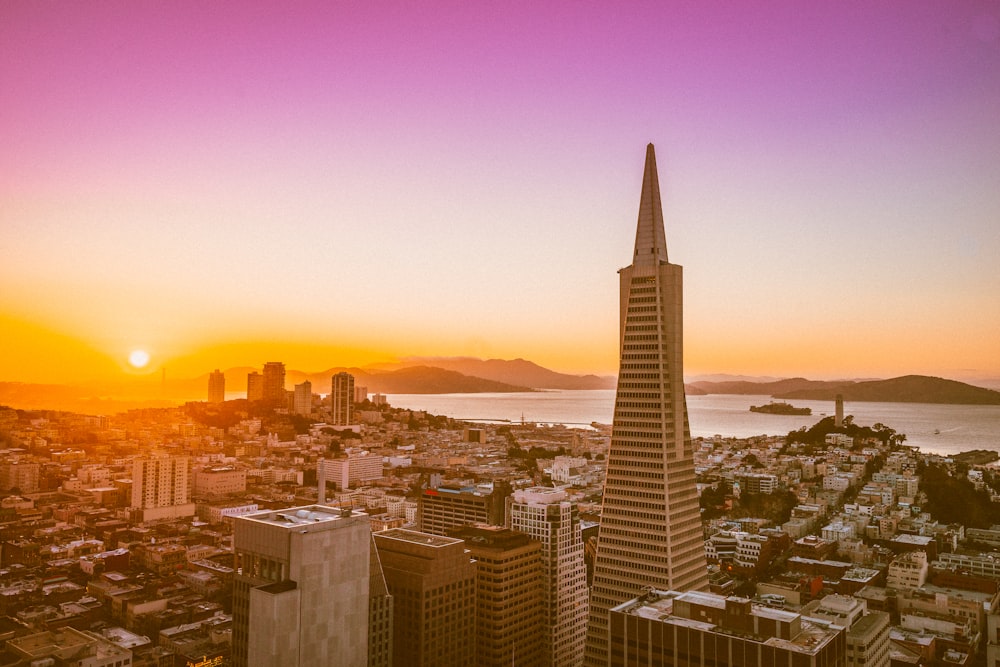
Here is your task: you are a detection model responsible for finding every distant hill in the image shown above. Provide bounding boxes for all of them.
[350,366,532,394]
[690,377,849,396]
[777,375,1000,405]
[370,357,616,390]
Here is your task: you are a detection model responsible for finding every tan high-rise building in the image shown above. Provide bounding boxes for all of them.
[293,380,312,415]
[208,368,225,404]
[373,528,475,667]
[450,525,545,667]
[262,361,286,406]
[332,371,355,425]
[131,455,195,523]
[509,487,588,667]
[232,505,372,667]
[247,371,264,402]
[585,145,709,665]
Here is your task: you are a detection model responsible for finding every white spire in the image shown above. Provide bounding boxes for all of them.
[632,143,669,267]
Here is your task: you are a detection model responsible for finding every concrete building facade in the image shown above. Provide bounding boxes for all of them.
[232,505,371,667]
[417,481,510,536]
[586,144,709,665]
[293,380,312,415]
[509,487,589,667]
[131,455,195,522]
[451,525,545,667]
[373,528,475,667]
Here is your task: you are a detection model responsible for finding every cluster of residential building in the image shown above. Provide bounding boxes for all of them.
[2,389,998,666]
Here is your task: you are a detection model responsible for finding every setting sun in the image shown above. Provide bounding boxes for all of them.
[128,349,151,369]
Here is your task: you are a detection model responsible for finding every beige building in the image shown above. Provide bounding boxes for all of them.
[452,525,545,667]
[509,487,588,667]
[417,481,510,536]
[262,361,286,406]
[208,368,225,403]
[887,550,929,590]
[586,144,709,665]
[232,505,372,667]
[7,627,132,667]
[318,450,384,498]
[293,380,312,415]
[802,594,891,667]
[193,466,246,498]
[374,528,475,667]
[332,371,355,425]
[131,455,195,522]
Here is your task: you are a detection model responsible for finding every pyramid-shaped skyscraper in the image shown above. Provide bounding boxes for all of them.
[584,144,709,665]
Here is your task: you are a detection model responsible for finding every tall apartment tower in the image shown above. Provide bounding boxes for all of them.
[131,455,195,522]
[293,380,312,415]
[449,525,545,667]
[261,362,286,406]
[332,371,355,425]
[232,505,371,667]
[373,528,476,667]
[509,487,589,667]
[247,371,264,402]
[208,369,225,404]
[585,145,709,665]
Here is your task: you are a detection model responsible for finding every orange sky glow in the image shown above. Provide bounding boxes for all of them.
[2,3,999,390]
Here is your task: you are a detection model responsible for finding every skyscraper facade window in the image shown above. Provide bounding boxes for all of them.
[585,145,709,665]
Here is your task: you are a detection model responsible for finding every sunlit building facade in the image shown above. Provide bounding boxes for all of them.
[585,145,709,665]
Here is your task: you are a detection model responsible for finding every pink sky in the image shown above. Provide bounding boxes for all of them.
[2,1,999,384]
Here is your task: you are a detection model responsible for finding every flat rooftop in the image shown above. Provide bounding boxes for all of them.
[242,505,367,527]
[376,528,463,548]
[612,590,840,655]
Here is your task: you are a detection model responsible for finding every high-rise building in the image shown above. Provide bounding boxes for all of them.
[131,455,195,522]
[373,528,476,667]
[585,145,709,665]
[332,371,355,425]
[369,539,394,667]
[293,380,312,415]
[262,362,286,406]
[232,505,371,667]
[508,487,588,667]
[355,384,369,403]
[417,481,511,536]
[208,368,225,404]
[247,371,264,402]
[450,525,545,667]
[608,590,846,667]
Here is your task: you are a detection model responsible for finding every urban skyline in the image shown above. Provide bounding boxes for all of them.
[3,3,999,387]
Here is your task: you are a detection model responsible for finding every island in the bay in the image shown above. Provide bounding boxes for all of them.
[749,401,812,416]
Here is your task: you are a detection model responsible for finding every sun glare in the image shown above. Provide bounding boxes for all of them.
[128,349,150,368]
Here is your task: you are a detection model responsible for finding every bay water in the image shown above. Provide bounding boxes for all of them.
[388,389,1000,456]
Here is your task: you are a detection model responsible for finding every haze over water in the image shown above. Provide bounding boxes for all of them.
[389,390,1000,457]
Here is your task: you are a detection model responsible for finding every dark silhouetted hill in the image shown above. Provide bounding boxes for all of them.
[371,357,615,389]
[777,375,1000,404]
